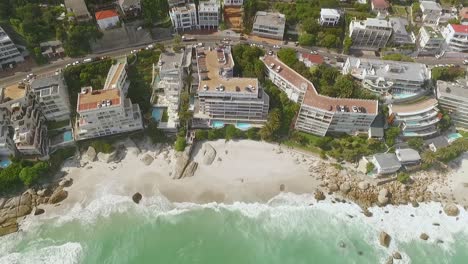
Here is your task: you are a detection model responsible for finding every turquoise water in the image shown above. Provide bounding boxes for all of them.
[0,159,11,168]
[63,131,73,142]
[212,121,225,128]
[152,107,164,122]
[236,123,252,131]
[448,133,462,142]
[2,194,468,264]
[393,93,416,99]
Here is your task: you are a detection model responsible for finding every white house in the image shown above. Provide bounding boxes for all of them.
[442,24,468,52]
[169,4,198,31]
[198,0,220,30]
[224,0,243,6]
[252,12,286,40]
[420,1,442,25]
[372,153,401,175]
[95,10,120,30]
[320,9,341,26]
[31,72,71,122]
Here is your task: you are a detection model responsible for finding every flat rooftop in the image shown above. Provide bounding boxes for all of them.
[422,26,443,38]
[31,73,62,90]
[321,8,340,17]
[254,11,285,27]
[1,83,27,101]
[105,62,125,89]
[389,98,438,114]
[352,18,391,29]
[159,51,185,73]
[77,87,121,112]
[171,3,196,13]
[262,55,378,114]
[437,80,468,99]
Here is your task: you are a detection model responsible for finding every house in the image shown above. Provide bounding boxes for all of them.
[371,0,390,15]
[436,80,468,130]
[442,24,468,52]
[39,40,65,59]
[459,7,468,25]
[349,18,392,50]
[198,0,220,30]
[0,26,24,70]
[417,26,444,56]
[372,153,402,175]
[368,113,385,139]
[31,72,71,122]
[420,1,442,25]
[426,136,449,152]
[252,12,286,40]
[169,4,198,31]
[117,0,141,17]
[320,9,341,26]
[298,53,324,68]
[389,17,415,45]
[95,10,120,30]
[224,0,243,6]
[395,148,421,166]
[64,0,92,22]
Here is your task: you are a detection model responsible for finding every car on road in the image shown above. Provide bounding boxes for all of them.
[310,50,318,55]
[273,45,280,49]
[146,44,154,50]
[83,58,93,63]
[463,60,468,65]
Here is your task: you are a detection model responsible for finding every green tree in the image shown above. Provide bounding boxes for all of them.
[385,127,401,146]
[142,0,169,24]
[366,162,375,173]
[246,128,260,140]
[333,74,357,98]
[343,36,352,54]
[397,172,410,184]
[407,137,424,151]
[298,33,316,46]
[277,48,298,67]
[174,136,187,151]
[259,109,281,141]
[195,130,208,141]
[301,17,320,33]
[319,34,338,49]
[225,124,238,140]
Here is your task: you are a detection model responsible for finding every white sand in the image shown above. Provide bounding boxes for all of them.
[41,139,321,215]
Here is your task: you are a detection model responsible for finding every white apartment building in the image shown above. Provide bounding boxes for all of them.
[0,82,48,157]
[0,108,16,157]
[342,57,431,97]
[224,0,243,6]
[437,80,468,129]
[442,24,468,52]
[252,12,286,40]
[198,0,220,30]
[417,26,444,55]
[75,59,143,140]
[320,9,341,26]
[31,72,71,122]
[420,1,442,25]
[349,18,392,50]
[169,4,198,31]
[0,26,24,70]
[64,0,92,22]
[389,17,415,45]
[193,45,269,128]
[388,98,440,138]
[262,55,378,137]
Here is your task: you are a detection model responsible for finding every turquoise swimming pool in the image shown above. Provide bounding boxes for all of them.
[447,133,462,142]
[393,93,416,99]
[0,159,11,168]
[63,131,73,142]
[152,107,164,122]
[236,123,251,131]
[212,121,225,129]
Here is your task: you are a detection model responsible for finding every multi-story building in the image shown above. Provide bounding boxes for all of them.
[64,0,92,22]
[74,59,143,140]
[252,11,286,40]
[0,108,16,157]
[198,0,220,30]
[343,57,430,97]
[169,3,198,31]
[320,9,341,26]
[0,82,48,157]
[193,45,269,128]
[442,24,468,52]
[389,17,415,45]
[0,26,24,70]
[224,0,243,6]
[371,0,390,15]
[117,0,141,17]
[262,55,378,136]
[420,1,442,25]
[436,80,468,130]
[349,18,392,50]
[417,26,444,55]
[388,98,441,138]
[31,72,71,122]
[168,0,187,7]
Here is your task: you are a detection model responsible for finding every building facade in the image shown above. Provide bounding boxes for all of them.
[320,9,340,26]
[262,55,378,137]
[349,18,392,50]
[64,0,92,22]
[193,45,269,128]
[224,0,243,6]
[118,0,141,17]
[0,26,24,70]
[420,1,442,25]
[437,80,468,130]
[169,4,198,31]
[417,26,444,55]
[252,11,286,40]
[31,72,71,122]
[74,59,143,140]
[198,0,220,30]
[0,108,16,157]
[95,10,120,30]
[389,17,415,45]
[442,24,468,52]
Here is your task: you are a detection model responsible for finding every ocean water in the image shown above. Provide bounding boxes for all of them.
[1,193,468,264]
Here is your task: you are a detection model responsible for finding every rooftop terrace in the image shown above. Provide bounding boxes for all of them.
[389,98,438,115]
[1,83,27,102]
[77,87,121,112]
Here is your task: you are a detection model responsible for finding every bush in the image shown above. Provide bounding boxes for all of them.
[90,141,115,154]
[397,172,410,184]
[366,162,375,173]
[407,137,424,151]
[381,54,414,62]
[385,127,401,147]
[246,128,260,140]
[174,136,187,151]
[195,130,208,141]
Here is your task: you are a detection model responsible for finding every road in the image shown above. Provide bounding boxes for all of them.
[0,34,464,87]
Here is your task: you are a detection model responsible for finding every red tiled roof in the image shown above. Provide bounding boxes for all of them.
[372,0,389,9]
[95,10,119,20]
[262,55,378,115]
[450,24,468,34]
[301,53,324,65]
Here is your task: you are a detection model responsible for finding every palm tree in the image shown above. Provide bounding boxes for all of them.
[421,150,437,165]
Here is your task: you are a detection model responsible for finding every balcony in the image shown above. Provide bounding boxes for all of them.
[362,79,393,93]
[402,116,440,130]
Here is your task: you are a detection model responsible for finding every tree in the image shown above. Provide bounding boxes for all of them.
[259,109,281,141]
[301,17,320,34]
[225,125,238,140]
[277,48,298,67]
[438,112,452,131]
[333,74,357,98]
[431,67,465,81]
[343,36,352,54]
[366,162,375,173]
[195,130,208,140]
[397,172,410,184]
[319,34,338,49]
[407,137,424,151]
[298,33,316,46]
[385,127,401,146]
[246,128,260,140]
[448,18,460,24]
[421,150,437,165]
[142,0,169,24]
[174,136,187,151]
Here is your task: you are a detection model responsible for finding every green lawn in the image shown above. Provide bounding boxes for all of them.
[282,131,323,155]
[459,130,468,138]
[392,5,408,18]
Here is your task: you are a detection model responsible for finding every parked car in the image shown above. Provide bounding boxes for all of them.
[83,58,93,63]
[463,60,468,65]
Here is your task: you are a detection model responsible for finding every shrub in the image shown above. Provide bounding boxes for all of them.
[397,172,410,184]
[174,136,187,151]
[195,130,208,141]
[246,128,260,140]
[366,162,375,173]
[90,141,115,154]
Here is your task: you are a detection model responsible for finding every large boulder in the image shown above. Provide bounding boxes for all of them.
[132,192,142,204]
[85,146,97,162]
[59,178,73,187]
[20,192,32,207]
[173,146,192,179]
[379,231,391,248]
[140,153,154,166]
[0,221,18,237]
[314,190,326,201]
[3,197,20,209]
[34,208,45,216]
[420,233,429,241]
[181,161,198,178]
[97,151,117,163]
[378,188,390,205]
[202,143,217,165]
[443,203,460,217]
[392,252,402,260]
[16,205,32,217]
[340,183,351,194]
[358,181,369,190]
[49,188,68,204]
[328,183,339,193]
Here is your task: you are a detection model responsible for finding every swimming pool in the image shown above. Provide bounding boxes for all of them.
[447,133,462,142]
[63,131,73,142]
[236,123,251,131]
[0,159,11,168]
[393,93,416,99]
[152,107,164,122]
[212,121,225,129]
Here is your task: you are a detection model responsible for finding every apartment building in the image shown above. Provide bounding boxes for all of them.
[420,1,442,25]
[320,9,341,26]
[389,17,415,45]
[342,57,430,97]
[117,0,141,17]
[168,0,188,7]
[388,98,440,138]
[437,80,468,130]
[198,0,220,30]
[224,0,243,6]
[64,0,92,22]
[193,45,269,128]
[154,50,188,131]
[349,18,392,50]
[262,55,378,137]
[417,26,444,55]
[74,59,143,140]
[0,108,16,157]
[0,82,48,157]
[252,12,286,40]
[169,3,198,31]
[442,24,468,52]
[31,72,71,122]
[0,26,24,70]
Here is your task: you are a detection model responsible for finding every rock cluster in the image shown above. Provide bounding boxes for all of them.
[379,231,391,248]
[202,144,217,165]
[443,203,460,217]
[172,144,195,179]
[140,153,154,166]
[132,192,142,204]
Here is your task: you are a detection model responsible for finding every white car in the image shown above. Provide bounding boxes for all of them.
[463,60,468,65]
[310,50,318,55]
